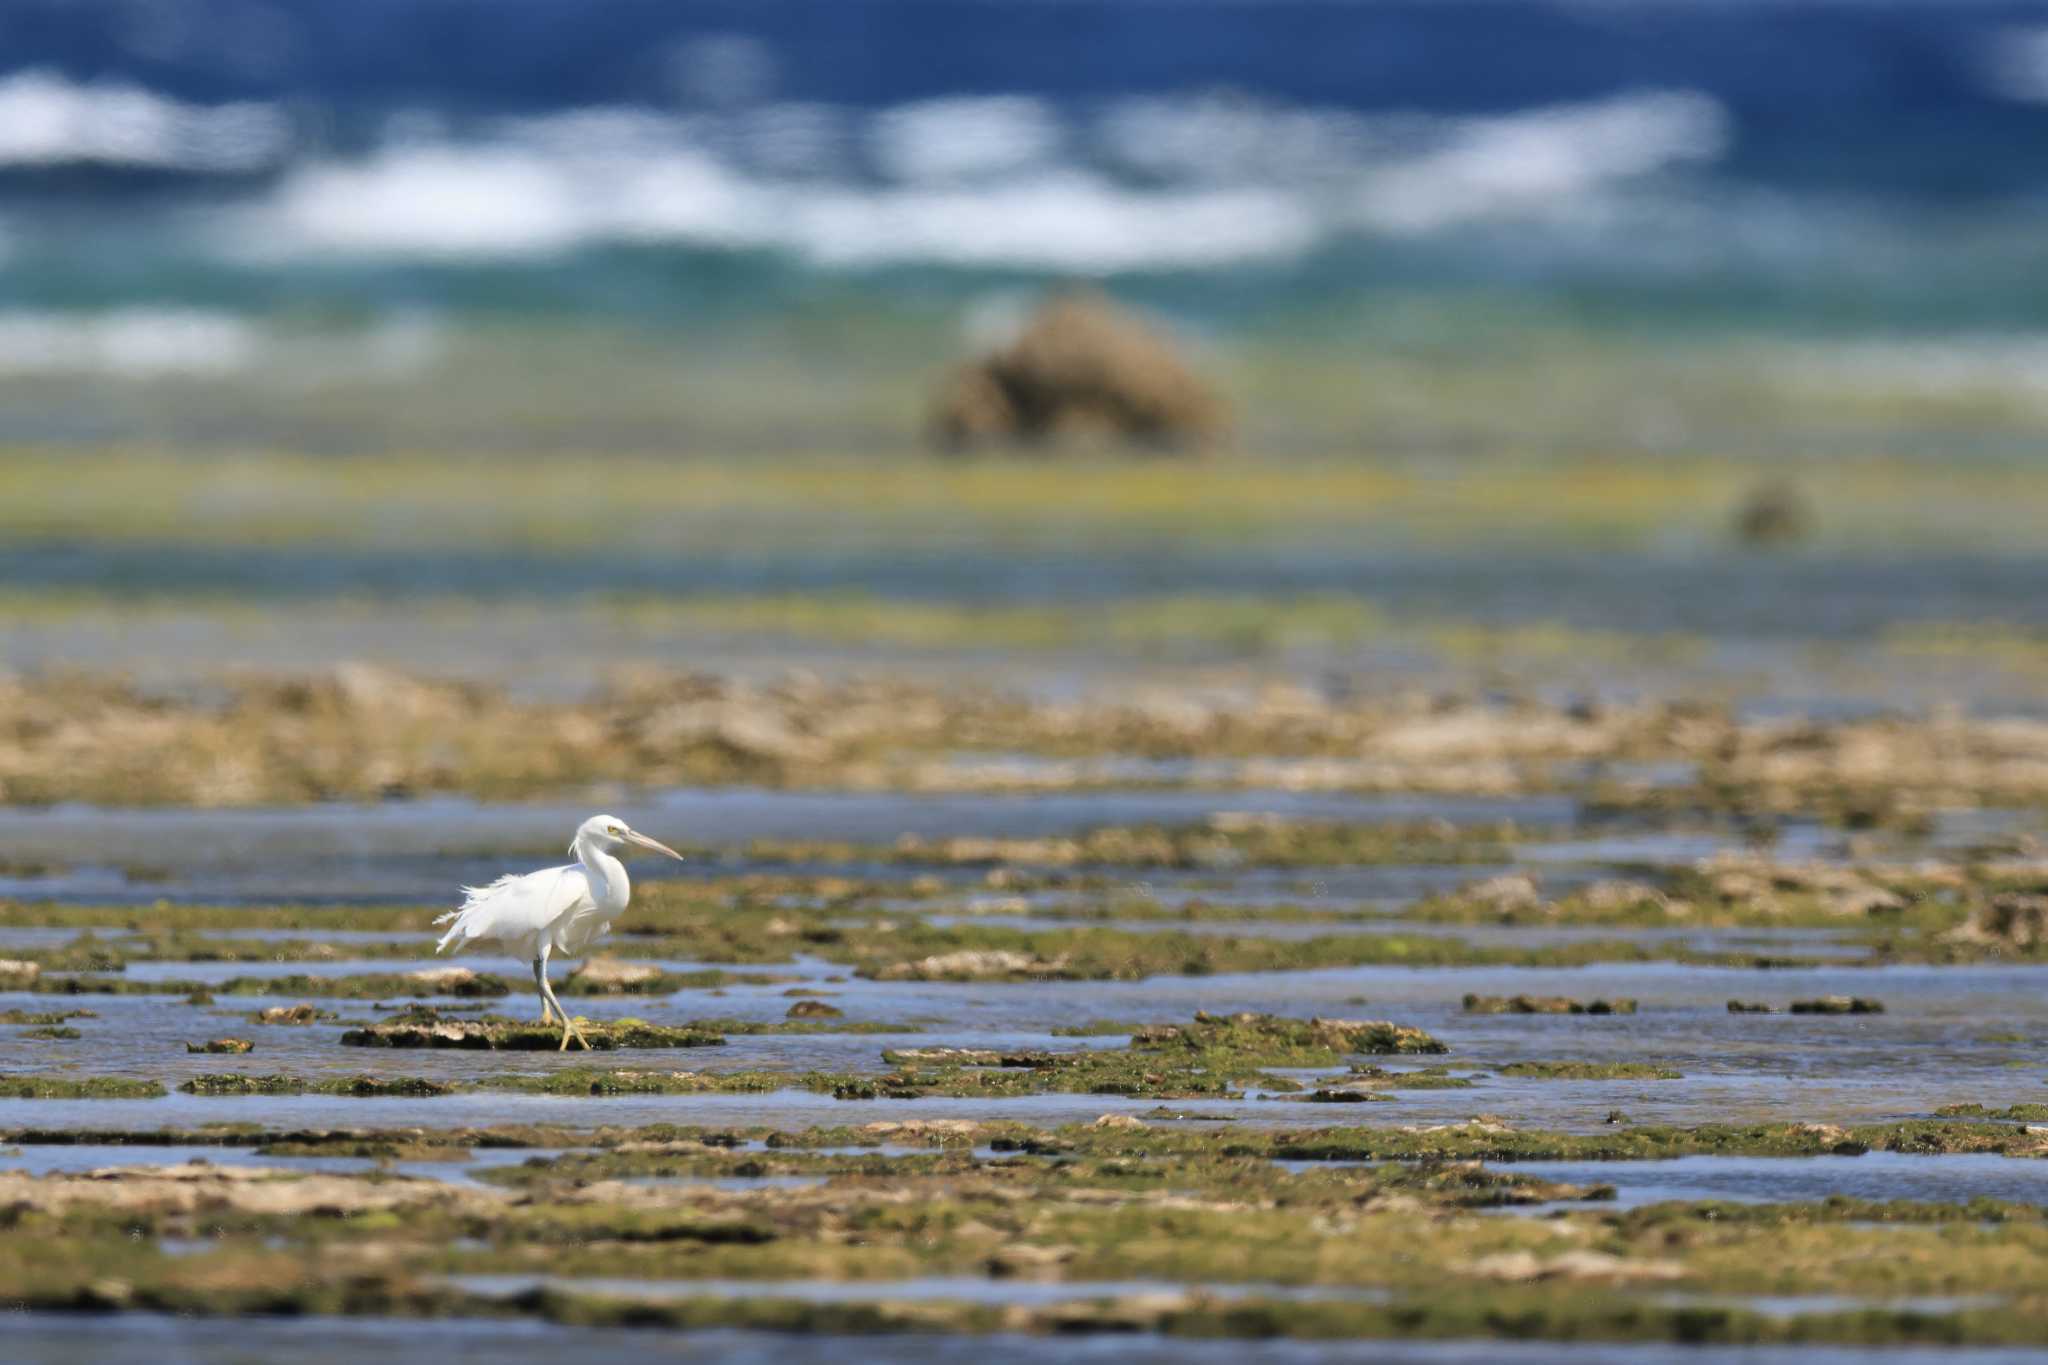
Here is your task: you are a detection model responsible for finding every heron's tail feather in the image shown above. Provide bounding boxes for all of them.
[433,876,522,953]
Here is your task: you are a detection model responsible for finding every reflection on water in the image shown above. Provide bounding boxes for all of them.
[1489,1153,2048,1212]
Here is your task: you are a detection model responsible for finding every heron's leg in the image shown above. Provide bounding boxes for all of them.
[532,958,555,1025]
[543,977,588,1051]
[560,1008,591,1052]
[537,942,587,1050]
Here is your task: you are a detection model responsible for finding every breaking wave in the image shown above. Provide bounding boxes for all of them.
[0,69,289,173]
[213,89,1726,272]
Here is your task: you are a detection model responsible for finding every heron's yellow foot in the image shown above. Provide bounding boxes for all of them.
[558,1016,593,1051]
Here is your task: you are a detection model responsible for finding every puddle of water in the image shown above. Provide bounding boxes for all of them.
[3,1315,2040,1365]
[0,790,1576,906]
[1496,1153,2048,1211]
[0,926,145,949]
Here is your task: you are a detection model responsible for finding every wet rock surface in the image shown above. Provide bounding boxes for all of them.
[339,1014,727,1051]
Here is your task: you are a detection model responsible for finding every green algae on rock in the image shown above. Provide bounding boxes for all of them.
[178,1073,457,1097]
[1463,994,1638,1015]
[0,1008,96,1025]
[470,1014,1448,1103]
[247,1004,331,1025]
[864,1013,1447,1100]
[1789,996,1886,1015]
[1934,1103,2048,1121]
[0,1076,165,1099]
[1132,1011,1446,1058]
[340,1014,726,1051]
[186,1038,255,1055]
[1343,1064,1476,1090]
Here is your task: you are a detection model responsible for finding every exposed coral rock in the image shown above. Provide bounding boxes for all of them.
[1694,853,1907,917]
[1454,874,1543,916]
[568,958,663,991]
[340,1017,723,1050]
[1944,893,2048,952]
[928,291,1229,453]
[0,1164,506,1217]
[403,966,502,997]
[1463,1249,1688,1283]
[1789,996,1885,1015]
[875,949,1067,981]
[185,1038,254,1054]
[985,1243,1076,1279]
[854,1119,983,1141]
[1575,880,1673,915]
[1462,994,1636,1016]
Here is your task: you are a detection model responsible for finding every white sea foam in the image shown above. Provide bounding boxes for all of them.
[0,68,289,172]
[1352,91,1729,234]
[219,88,1730,272]
[869,96,1064,183]
[258,147,600,257]
[1098,94,1384,184]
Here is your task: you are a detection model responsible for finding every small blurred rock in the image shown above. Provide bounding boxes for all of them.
[1733,478,1815,547]
[568,958,663,991]
[1789,995,1884,1014]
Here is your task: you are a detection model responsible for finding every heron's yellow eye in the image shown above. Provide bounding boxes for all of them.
[609,825,623,835]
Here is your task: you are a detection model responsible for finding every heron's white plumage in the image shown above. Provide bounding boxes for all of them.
[432,863,608,959]
[425,813,684,1050]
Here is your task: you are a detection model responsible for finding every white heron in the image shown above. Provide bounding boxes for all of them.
[431,814,684,1050]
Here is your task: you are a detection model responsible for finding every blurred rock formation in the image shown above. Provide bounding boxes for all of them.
[928,290,1228,453]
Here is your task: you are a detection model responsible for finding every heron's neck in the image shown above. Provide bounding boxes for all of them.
[575,838,630,910]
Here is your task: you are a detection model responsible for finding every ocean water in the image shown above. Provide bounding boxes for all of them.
[1,0,2047,445]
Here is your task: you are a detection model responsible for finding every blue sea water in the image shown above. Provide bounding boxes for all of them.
[1,0,2047,337]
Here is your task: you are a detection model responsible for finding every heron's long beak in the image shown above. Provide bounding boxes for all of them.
[623,828,686,861]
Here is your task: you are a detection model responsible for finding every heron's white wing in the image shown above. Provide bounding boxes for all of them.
[434,864,593,956]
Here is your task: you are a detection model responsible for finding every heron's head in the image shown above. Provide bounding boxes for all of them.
[574,814,685,861]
